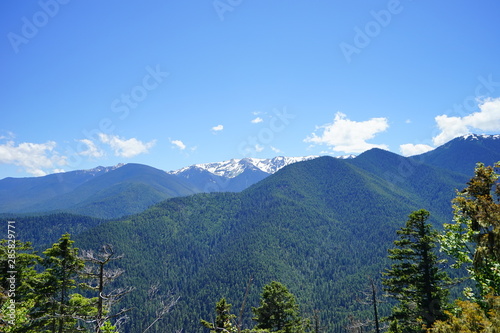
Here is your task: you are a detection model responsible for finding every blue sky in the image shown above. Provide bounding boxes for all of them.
[2,0,500,178]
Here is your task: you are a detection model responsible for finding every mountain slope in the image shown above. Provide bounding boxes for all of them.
[347,148,468,220]
[0,165,121,212]
[72,155,467,332]
[413,134,500,176]
[1,164,200,218]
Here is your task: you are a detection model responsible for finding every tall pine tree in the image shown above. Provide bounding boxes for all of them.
[383,209,449,332]
[36,233,94,333]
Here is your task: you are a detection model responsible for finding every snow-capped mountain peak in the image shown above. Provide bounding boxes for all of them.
[460,133,500,141]
[168,156,318,178]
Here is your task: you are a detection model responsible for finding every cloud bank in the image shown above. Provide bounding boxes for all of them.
[0,140,67,176]
[304,112,389,154]
[433,97,500,146]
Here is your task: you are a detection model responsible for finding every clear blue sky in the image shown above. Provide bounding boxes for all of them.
[2,0,500,178]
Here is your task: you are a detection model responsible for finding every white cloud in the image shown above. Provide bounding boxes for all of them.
[251,117,263,124]
[399,143,434,157]
[99,134,156,158]
[211,124,224,133]
[433,97,500,146]
[78,139,104,158]
[255,144,264,152]
[304,112,389,153]
[170,139,186,150]
[0,140,67,176]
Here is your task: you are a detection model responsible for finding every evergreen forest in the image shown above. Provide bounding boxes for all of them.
[1,145,500,332]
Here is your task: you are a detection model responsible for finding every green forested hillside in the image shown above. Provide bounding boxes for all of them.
[65,155,466,332]
[0,213,107,250]
[0,164,200,219]
[412,134,500,176]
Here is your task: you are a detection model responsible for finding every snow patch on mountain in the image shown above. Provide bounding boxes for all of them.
[81,163,125,176]
[336,154,357,159]
[169,156,319,179]
[460,133,500,141]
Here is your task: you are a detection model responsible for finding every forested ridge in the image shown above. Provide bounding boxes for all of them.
[2,145,499,332]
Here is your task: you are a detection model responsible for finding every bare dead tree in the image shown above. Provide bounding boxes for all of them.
[237,275,253,333]
[346,314,370,333]
[311,309,325,333]
[355,277,386,333]
[141,285,180,333]
[80,244,134,333]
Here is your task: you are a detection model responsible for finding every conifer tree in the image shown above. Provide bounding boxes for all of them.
[252,281,304,333]
[36,233,95,333]
[201,297,237,333]
[383,209,449,332]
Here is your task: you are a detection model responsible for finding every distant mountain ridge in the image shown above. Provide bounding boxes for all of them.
[0,156,324,218]
[0,163,200,218]
[168,156,320,178]
[412,133,500,176]
[0,134,499,218]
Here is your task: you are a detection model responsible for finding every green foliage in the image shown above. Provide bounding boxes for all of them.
[429,295,500,332]
[33,233,93,332]
[0,239,42,301]
[201,297,237,333]
[383,209,450,332]
[252,281,304,333]
[0,240,44,332]
[440,162,500,298]
[0,298,35,332]
[99,321,118,333]
[0,234,108,333]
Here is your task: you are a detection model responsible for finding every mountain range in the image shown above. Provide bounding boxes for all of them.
[2,134,500,332]
[0,156,322,218]
[2,135,499,219]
